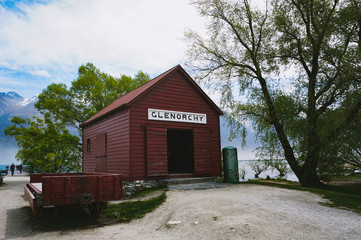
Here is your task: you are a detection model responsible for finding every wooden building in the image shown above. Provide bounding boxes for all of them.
[81,65,223,181]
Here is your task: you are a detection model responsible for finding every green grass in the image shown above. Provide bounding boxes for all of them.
[104,192,167,222]
[126,187,167,199]
[328,174,361,180]
[246,179,361,214]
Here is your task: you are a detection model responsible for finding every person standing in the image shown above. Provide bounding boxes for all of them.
[10,163,15,176]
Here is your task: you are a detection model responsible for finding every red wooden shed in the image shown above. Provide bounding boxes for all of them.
[81,65,223,181]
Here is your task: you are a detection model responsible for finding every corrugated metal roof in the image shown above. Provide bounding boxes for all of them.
[82,64,222,126]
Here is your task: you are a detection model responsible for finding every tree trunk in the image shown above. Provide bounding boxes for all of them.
[299,166,321,187]
[257,77,303,180]
[257,75,323,187]
[301,68,321,187]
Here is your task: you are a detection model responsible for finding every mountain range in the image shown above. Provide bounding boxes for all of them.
[0,91,257,165]
[0,92,40,165]
[0,92,39,139]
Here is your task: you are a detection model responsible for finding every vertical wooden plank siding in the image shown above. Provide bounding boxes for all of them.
[95,133,107,172]
[95,133,107,157]
[193,128,211,175]
[146,126,168,176]
[129,70,222,180]
[82,110,130,177]
[215,116,223,176]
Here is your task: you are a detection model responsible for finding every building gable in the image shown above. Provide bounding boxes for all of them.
[82,65,222,127]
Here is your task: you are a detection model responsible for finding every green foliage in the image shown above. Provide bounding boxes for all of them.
[35,63,151,132]
[186,0,361,186]
[104,192,167,222]
[318,115,361,175]
[4,115,81,173]
[250,161,268,178]
[6,63,151,173]
[264,159,290,178]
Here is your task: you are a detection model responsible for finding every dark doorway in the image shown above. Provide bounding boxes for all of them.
[167,129,194,173]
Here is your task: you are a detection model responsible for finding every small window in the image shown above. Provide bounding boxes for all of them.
[87,138,91,153]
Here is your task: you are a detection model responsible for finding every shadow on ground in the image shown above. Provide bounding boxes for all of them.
[5,207,34,239]
[5,205,118,239]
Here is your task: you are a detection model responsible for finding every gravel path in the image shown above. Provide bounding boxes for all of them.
[1,175,360,240]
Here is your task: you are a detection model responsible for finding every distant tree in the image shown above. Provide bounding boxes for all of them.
[5,115,81,173]
[250,162,268,178]
[265,159,290,178]
[239,166,246,180]
[5,63,151,172]
[185,0,361,186]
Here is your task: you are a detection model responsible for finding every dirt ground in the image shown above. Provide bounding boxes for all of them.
[1,175,361,240]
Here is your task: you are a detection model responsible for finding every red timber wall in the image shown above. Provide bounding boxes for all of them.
[129,70,222,180]
[82,109,130,178]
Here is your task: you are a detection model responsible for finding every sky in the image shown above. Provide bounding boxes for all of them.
[0,0,264,163]
[0,0,209,99]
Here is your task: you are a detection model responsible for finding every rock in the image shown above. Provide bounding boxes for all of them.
[167,220,181,225]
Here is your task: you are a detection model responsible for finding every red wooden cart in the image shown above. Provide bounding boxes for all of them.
[24,172,124,218]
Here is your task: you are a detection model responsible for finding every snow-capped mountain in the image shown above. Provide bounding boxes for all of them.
[0,91,40,165]
[0,91,23,115]
[0,92,39,117]
[0,91,22,99]
[18,95,38,106]
[0,91,40,139]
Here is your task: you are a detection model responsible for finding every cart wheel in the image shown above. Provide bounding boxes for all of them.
[89,202,102,219]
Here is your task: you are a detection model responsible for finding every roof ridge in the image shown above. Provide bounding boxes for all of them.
[82,64,222,127]
[83,65,182,126]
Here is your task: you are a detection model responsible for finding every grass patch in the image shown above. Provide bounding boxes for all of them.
[246,179,361,214]
[328,174,361,180]
[104,192,167,222]
[126,187,167,199]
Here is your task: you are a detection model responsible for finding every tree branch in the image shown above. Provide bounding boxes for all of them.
[324,98,361,143]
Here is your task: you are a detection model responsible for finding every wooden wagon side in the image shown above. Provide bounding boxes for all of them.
[24,172,124,218]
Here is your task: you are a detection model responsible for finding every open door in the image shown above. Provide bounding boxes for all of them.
[167,129,194,174]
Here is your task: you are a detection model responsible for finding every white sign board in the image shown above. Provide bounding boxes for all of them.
[148,109,207,124]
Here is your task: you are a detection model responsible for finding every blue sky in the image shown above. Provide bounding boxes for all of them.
[0,0,266,162]
[0,0,208,99]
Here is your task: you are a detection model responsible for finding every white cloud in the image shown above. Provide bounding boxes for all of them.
[0,77,23,86]
[29,70,51,77]
[0,0,207,77]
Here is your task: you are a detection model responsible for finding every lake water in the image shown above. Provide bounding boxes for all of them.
[238,160,299,182]
[1,162,300,182]
[0,164,27,172]
[0,165,8,170]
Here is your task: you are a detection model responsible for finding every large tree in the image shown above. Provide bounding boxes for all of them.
[36,63,151,132]
[6,63,151,172]
[185,0,360,186]
[5,115,81,173]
